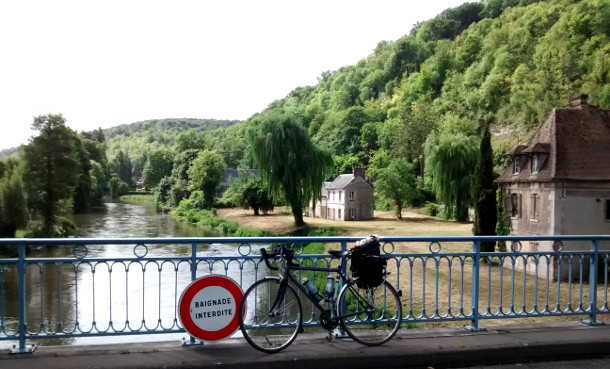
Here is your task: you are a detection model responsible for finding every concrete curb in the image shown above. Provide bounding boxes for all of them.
[1,321,609,369]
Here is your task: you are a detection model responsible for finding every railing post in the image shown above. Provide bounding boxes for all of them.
[465,239,485,331]
[582,239,603,326]
[190,242,198,282]
[11,242,35,354]
[183,242,203,346]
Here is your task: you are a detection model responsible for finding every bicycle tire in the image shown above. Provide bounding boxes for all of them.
[337,279,402,346]
[239,277,303,353]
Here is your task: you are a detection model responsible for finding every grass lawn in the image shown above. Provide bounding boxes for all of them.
[216,207,608,328]
[216,206,473,238]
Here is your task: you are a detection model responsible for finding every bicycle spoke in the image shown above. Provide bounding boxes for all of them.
[239,278,302,353]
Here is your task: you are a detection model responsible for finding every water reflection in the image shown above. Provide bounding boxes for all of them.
[0,202,263,348]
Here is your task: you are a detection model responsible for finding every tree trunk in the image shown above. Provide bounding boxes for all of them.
[291,204,305,227]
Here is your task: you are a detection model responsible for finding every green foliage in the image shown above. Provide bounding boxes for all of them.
[221,169,273,215]
[495,188,511,252]
[332,154,362,178]
[424,132,479,221]
[142,146,174,189]
[472,124,497,252]
[171,201,275,237]
[0,166,27,237]
[425,203,440,217]
[374,159,418,219]
[108,177,130,199]
[111,150,133,188]
[23,114,80,236]
[104,118,238,163]
[187,150,226,209]
[247,110,333,226]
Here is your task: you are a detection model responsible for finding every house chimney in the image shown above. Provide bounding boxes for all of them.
[353,166,366,178]
[569,94,588,109]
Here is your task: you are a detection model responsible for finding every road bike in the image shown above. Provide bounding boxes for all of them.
[238,238,402,353]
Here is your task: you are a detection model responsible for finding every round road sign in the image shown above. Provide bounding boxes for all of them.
[178,275,244,341]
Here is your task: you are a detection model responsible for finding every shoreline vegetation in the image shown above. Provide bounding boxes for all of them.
[159,196,473,240]
[121,194,473,239]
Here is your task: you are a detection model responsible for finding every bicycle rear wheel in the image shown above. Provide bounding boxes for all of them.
[337,279,401,346]
[239,277,303,353]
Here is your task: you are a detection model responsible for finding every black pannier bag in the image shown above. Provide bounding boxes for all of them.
[350,235,387,289]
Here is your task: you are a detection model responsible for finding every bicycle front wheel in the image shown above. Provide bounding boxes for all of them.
[239,278,303,353]
[337,279,402,346]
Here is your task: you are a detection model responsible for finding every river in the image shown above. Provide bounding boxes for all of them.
[1,201,255,348]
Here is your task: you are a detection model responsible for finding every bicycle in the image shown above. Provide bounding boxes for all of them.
[238,238,402,353]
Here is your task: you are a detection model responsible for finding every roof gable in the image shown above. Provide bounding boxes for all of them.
[497,103,610,183]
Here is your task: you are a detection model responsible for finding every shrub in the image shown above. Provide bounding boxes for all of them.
[425,203,439,217]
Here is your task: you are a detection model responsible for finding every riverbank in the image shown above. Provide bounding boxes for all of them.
[215,207,473,238]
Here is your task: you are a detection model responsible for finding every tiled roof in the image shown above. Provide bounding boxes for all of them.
[497,103,610,183]
[327,174,355,189]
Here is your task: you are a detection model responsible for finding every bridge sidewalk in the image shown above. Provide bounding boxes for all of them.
[1,321,609,369]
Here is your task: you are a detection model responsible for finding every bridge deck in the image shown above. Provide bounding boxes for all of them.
[1,321,608,369]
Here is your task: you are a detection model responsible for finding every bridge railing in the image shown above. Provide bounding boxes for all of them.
[1,235,608,353]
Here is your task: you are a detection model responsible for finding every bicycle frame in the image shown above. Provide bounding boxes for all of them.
[265,247,369,329]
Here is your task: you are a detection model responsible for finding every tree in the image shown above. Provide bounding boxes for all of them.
[375,159,418,219]
[248,111,333,226]
[222,169,273,215]
[72,137,92,213]
[113,150,133,187]
[0,167,27,237]
[424,132,479,221]
[187,150,226,209]
[23,114,80,236]
[167,149,200,206]
[472,124,497,252]
[142,147,174,189]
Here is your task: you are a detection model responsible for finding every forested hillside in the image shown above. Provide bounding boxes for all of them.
[103,118,240,174]
[241,0,608,172]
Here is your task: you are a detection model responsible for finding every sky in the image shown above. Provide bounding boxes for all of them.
[0,0,468,151]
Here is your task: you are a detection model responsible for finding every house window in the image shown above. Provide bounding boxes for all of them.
[530,194,539,222]
[338,209,342,220]
[349,191,355,201]
[531,154,540,174]
[338,191,342,202]
[349,208,355,219]
[513,158,520,174]
[510,193,521,218]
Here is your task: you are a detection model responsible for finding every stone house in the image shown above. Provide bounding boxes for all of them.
[307,167,374,221]
[495,95,610,280]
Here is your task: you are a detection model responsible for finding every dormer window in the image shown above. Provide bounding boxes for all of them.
[531,154,540,174]
[513,158,521,174]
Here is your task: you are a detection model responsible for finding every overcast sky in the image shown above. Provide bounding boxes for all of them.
[0,0,468,151]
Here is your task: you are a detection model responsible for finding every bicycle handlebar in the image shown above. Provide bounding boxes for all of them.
[260,248,277,271]
[260,244,298,271]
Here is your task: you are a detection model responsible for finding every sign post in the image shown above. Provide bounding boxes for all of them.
[178,275,244,342]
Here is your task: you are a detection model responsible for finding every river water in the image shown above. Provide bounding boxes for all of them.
[1,202,257,348]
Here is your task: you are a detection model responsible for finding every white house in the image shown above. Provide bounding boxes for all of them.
[307,167,374,221]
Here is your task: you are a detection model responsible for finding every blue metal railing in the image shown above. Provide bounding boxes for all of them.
[1,235,608,353]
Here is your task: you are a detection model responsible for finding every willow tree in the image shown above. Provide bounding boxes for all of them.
[424,132,478,221]
[247,111,333,226]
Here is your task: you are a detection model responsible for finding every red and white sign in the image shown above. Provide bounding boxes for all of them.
[178,275,244,341]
